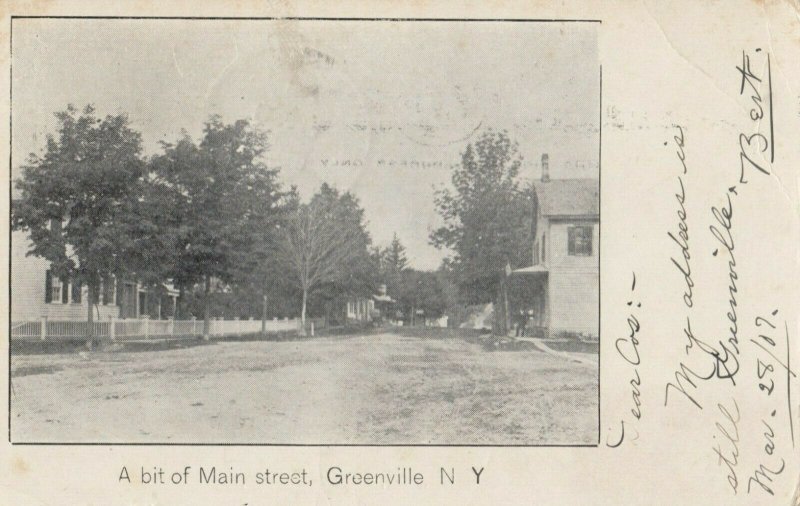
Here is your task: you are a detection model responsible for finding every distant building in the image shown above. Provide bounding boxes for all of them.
[345,283,395,323]
[346,297,375,322]
[11,230,178,322]
[425,315,449,328]
[511,154,599,339]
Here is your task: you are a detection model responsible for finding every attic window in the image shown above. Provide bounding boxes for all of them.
[568,226,593,256]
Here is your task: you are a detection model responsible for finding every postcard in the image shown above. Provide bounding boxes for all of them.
[0,1,798,504]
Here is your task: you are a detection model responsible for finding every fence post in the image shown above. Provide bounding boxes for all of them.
[144,316,150,340]
[310,321,315,337]
[169,318,175,338]
[109,316,116,341]
[40,316,47,341]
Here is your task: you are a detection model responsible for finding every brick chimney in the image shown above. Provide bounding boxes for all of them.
[541,153,550,182]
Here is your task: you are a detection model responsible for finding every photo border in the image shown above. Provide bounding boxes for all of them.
[7,15,602,448]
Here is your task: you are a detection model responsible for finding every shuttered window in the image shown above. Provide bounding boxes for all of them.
[45,270,53,303]
[568,226,593,256]
[61,276,70,303]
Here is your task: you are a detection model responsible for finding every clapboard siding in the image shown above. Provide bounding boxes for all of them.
[11,231,120,321]
[548,269,599,336]
[546,220,599,336]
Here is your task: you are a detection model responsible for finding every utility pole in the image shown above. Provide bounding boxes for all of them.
[502,262,512,336]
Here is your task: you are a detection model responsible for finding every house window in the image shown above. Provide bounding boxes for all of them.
[568,226,593,256]
[60,276,69,303]
[45,270,69,304]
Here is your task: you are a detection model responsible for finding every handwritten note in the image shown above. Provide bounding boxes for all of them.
[606,47,797,501]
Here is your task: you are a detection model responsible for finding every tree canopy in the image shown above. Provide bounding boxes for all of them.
[430,129,533,304]
[372,232,409,296]
[12,105,146,343]
[144,116,285,334]
[273,183,373,332]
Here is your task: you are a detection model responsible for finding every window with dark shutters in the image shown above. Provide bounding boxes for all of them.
[45,270,53,303]
[568,226,593,256]
[61,276,70,303]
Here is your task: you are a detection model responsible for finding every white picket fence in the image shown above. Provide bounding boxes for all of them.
[10,317,310,342]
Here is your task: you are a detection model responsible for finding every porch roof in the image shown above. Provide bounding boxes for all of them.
[509,265,549,276]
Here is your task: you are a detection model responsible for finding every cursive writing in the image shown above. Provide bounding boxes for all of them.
[708,189,741,383]
[736,48,774,183]
[668,126,694,309]
[607,273,643,447]
[746,310,796,496]
[712,398,741,494]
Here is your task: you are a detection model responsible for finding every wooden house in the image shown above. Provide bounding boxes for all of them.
[511,154,599,339]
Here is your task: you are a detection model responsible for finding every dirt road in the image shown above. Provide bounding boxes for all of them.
[11,333,598,444]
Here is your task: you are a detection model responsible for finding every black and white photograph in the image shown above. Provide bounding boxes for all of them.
[9,18,600,445]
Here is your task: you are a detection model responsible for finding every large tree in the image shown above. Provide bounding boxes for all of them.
[372,232,409,296]
[12,105,146,346]
[430,129,533,326]
[274,184,372,334]
[146,116,284,337]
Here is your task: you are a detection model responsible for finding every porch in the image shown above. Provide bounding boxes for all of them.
[117,282,179,320]
[507,265,549,338]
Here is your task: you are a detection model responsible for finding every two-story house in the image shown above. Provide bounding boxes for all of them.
[511,154,599,339]
[11,229,179,323]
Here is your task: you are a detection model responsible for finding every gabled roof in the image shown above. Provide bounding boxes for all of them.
[533,178,599,217]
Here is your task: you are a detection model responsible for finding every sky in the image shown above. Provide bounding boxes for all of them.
[12,19,599,270]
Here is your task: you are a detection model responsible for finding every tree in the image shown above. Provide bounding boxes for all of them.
[385,234,409,273]
[274,184,372,334]
[430,129,533,331]
[395,269,447,325]
[12,105,146,346]
[372,233,408,296]
[147,117,284,338]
